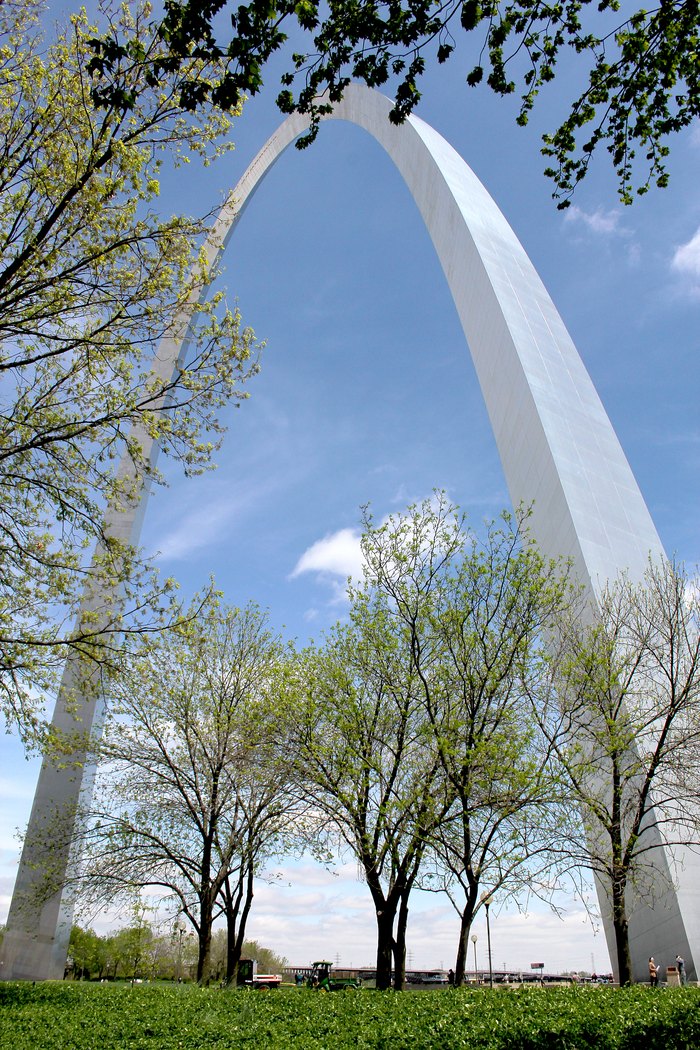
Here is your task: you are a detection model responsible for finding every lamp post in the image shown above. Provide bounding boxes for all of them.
[471,934,478,985]
[481,892,494,989]
[173,919,186,983]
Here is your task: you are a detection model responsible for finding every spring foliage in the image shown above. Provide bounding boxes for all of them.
[90,0,700,204]
[0,2,259,744]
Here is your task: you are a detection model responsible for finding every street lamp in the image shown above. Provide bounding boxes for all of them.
[471,934,478,985]
[480,892,494,989]
[173,918,186,983]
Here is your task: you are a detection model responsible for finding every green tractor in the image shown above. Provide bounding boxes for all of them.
[307,961,361,991]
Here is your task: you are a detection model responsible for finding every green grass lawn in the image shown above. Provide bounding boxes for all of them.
[1,982,700,1049]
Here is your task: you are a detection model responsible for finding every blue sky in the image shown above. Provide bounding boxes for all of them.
[2,17,699,975]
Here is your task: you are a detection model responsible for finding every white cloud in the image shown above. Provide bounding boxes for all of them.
[290,494,465,610]
[243,868,608,973]
[271,858,364,888]
[564,205,626,236]
[672,226,700,281]
[152,475,276,562]
[291,527,364,581]
[155,501,235,561]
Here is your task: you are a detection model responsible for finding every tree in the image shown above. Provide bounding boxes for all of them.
[413,510,574,984]
[293,627,448,991]
[289,497,474,990]
[68,925,107,980]
[291,496,580,988]
[240,939,288,976]
[76,594,295,984]
[68,920,198,980]
[536,559,700,986]
[88,0,699,204]
[0,2,259,746]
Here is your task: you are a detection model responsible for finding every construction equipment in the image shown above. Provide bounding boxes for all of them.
[307,960,361,991]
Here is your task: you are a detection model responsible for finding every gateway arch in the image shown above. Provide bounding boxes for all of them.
[2,83,696,984]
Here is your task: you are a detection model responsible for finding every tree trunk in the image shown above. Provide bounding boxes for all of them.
[392,892,409,990]
[196,896,214,984]
[610,779,632,986]
[225,861,255,986]
[375,906,397,990]
[455,909,471,985]
[454,862,479,985]
[612,876,632,985]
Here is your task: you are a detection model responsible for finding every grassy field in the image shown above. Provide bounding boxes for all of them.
[1,981,700,1049]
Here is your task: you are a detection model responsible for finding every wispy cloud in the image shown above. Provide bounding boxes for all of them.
[291,527,364,582]
[563,205,627,236]
[672,225,700,290]
[154,502,238,561]
[648,427,700,448]
[151,475,280,562]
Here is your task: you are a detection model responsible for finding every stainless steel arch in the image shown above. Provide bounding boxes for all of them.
[3,83,695,983]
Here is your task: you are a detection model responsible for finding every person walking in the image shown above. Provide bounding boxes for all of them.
[649,957,659,987]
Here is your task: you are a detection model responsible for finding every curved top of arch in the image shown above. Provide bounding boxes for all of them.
[160,84,665,602]
[207,83,664,600]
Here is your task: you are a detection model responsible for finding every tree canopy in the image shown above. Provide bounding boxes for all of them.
[67,921,287,982]
[411,509,574,984]
[0,2,259,745]
[77,594,296,984]
[535,559,700,985]
[88,0,700,204]
[288,495,575,987]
